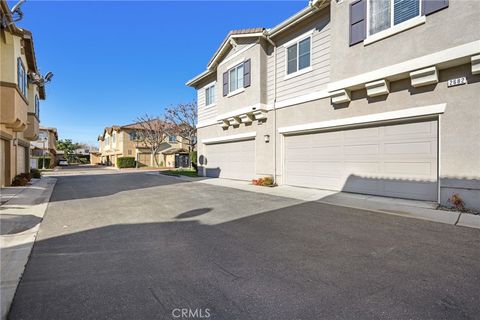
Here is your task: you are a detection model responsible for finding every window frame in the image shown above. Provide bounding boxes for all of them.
[168,135,177,143]
[17,58,27,98]
[227,63,245,96]
[34,95,40,118]
[366,0,423,37]
[205,83,216,107]
[283,32,313,79]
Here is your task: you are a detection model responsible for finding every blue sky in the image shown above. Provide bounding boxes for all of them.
[13,0,306,146]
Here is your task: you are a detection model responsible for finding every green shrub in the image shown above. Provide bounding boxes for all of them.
[116,157,136,168]
[30,168,41,179]
[11,175,29,186]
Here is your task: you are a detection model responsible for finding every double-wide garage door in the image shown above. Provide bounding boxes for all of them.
[284,120,438,201]
[205,139,255,180]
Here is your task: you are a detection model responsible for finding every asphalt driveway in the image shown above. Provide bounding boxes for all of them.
[8,170,480,320]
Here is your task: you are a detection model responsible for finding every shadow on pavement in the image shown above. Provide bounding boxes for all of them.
[0,214,42,235]
[7,200,480,320]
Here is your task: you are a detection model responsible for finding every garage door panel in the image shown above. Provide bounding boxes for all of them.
[384,161,434,176]
[344,127,380,139]
[206,139,255,181]
[343,161,380,175]
[344,144,379,155]
[383,180,437,200]
[284,119,438,201]
[342,176,383,194]
[384,141,434,155]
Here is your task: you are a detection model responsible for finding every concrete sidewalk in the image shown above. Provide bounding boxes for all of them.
[194,178,480,229]
[0,178,57,320]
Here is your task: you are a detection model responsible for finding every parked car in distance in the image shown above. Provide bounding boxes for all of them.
[58,160,68,166]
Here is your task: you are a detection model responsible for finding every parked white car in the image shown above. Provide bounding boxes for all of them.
[58,160,68,166]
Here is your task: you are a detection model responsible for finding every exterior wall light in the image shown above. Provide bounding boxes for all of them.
[264,135,270,143]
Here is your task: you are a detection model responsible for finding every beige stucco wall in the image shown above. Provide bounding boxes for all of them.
[215,40,267,115]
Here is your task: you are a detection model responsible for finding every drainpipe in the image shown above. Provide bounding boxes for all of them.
[264,34,277,184]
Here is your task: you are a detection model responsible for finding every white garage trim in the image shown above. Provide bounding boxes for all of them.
[278,104,446,135]
[202,132,256,145]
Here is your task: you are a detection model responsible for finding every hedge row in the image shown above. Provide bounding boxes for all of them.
[116,157,136,168]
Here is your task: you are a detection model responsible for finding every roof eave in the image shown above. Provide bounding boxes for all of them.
[186,68,215,88]
[207,31,265,69]
[268,0,330,38]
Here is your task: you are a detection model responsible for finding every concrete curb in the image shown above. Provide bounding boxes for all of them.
[0,177,57,320]
[456,213,480,229]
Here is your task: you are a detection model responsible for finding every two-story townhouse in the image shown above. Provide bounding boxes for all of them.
[97,121,190,168]
[30,126,58,168]
[187,0,480,210]
[0,0,48,186]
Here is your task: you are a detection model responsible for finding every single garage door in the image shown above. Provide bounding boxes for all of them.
[205,139,255,180]
[16,146,27,175]
[284,120,438,201]
[1,139,7,186]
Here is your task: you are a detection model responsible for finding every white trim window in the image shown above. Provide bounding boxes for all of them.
[368,0,421,36]
[229,63,244,93]
[34,95,40,118]
[286,36,311,75]
[205,84,215,106]
[17,58,27,98]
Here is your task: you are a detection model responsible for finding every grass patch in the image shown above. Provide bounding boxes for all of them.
[163,169,198,177]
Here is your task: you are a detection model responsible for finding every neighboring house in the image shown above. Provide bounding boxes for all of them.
[97,121,189,168]
[187,0,480,210]
[30,126,58,169]
[0,0,47,186]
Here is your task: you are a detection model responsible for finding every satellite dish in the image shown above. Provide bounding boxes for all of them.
[44,72,54,83]
[10,0,26,22]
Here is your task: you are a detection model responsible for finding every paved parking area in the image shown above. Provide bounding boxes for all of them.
[8,170,480,319]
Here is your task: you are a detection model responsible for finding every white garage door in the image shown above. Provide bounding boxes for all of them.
[16,146,27,175]
[1,139,6,186]
[284,120,438,201]
[205,139,255,180]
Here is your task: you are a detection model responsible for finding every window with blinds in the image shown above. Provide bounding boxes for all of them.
[368,0,421,36]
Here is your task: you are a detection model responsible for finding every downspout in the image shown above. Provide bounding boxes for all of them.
[264,34,277,184]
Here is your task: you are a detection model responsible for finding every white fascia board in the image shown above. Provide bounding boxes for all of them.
[202,132,256,145]
[215,104,272,121]
[278,103,446,134]
[186,69,214,87]
[327,41,480,92]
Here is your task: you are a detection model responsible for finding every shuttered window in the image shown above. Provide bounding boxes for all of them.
[394,0,420,25]
[223,60,251,96]
[228,63,244,93]
[367,0,422,36]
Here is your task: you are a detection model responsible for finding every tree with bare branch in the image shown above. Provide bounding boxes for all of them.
[164,102,197,168]
[134,115,168,167]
